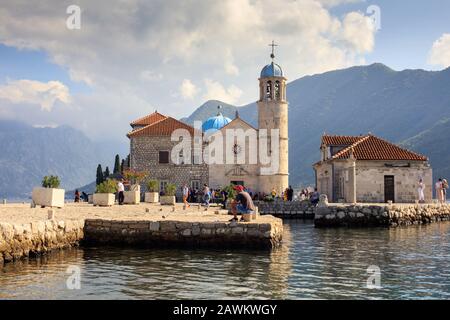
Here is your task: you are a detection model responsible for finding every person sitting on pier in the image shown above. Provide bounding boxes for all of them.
[229,185,255,222]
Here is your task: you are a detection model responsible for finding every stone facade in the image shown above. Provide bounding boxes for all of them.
[316,159,433,203]
[0,219,84,265]
[83,218,283,249]
[130,135,208,196]
[315,203,450,227]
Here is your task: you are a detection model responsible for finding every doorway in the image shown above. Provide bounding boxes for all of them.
[384,175,395,203]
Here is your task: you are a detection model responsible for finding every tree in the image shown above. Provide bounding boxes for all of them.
[104,166,110,179]
[120,159,125,173]
[113,154,121,174]
[96,164,104,186]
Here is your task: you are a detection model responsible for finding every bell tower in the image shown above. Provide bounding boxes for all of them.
[257,41,289,194]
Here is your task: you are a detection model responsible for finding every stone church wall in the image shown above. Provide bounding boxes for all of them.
[130,136,208,195]
[355,161,433,203]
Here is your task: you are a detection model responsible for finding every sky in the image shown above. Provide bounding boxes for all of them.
[0,0,449,142]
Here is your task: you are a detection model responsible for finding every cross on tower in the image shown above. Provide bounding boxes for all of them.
[269,40,278,60]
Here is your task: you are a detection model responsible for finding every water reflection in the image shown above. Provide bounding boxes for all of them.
[1,222,449,299]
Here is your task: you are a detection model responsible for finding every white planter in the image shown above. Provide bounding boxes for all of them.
[124,191,140,204]
[93,193,115,206]
[160,195,176,205]
[130,184,141,192]
[145,192,159,203]
[32,187,65,208]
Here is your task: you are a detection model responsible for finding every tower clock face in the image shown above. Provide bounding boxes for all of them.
[232,143,242,155]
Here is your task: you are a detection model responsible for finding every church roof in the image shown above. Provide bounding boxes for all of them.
[127,115,196,138]
[323,134,428,161]
[322,135,363,146]
[130,111,167,127]
[260,62,283,78]
[202,113,232,132]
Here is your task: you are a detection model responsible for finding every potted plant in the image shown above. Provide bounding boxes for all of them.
[160,183,177,205]
[122,169,147,204]
[93,179,117,206]
[32,175,65,208]
[145,179,159,203]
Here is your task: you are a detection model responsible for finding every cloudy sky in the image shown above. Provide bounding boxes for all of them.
[0,0,449,142]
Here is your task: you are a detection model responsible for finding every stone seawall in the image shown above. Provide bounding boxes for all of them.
[254,200,315,219]
[0,219,85,265]
[83,218,283,249]
[315,204,450,228]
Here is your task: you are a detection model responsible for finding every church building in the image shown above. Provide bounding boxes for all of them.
[127,47,289,196]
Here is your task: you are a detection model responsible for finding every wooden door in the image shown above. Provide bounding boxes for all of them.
[384,175,395,203]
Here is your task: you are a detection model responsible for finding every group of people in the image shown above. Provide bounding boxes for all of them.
[434,178,448,203]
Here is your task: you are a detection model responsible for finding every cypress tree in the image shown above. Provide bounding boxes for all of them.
[113,154,121,174]
[104,166,110,179]
[120,159,125,173]
[96,164,104,186]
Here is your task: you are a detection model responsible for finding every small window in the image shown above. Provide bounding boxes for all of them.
[160,180,168,192]
[275,81,280,100]
[159,151,169,164]
[190,180,200,190]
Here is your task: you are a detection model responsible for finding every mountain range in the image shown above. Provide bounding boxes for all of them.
[0,121,126,200]
[182,63,450,186]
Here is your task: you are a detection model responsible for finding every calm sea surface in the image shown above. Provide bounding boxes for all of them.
[1,221,449,300]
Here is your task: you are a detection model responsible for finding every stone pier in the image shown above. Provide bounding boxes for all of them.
[315,203,450,228]
[0,219,85,265]
[0,203,283,265]
[83,217,283,249]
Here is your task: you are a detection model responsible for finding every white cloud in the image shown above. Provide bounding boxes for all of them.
[140,70,163,82]
[180,79,199,100]
[428,33,450,68]
[0,0,377,140]
[0,79,71,111]
[202,79,243,104]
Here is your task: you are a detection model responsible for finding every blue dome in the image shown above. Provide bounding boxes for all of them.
[260,62,283,78]
[202,113,232,132]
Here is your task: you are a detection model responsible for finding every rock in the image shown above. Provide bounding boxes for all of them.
[337,212,346,219]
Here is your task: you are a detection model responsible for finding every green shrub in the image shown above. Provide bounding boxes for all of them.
[42,175,61,189]
[165,183,177,196]
[96,179,118,194]
[222,184,237,200]
[147,179,159,192]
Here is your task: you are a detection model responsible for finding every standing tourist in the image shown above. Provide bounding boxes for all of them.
[74,189,80,203]
[418,179,425,203]
[287,185,294,201]
[435,178,443,203]
[182,184,190,209]
[271,188,277,199]
[202,184,211,210]
[310,188,320,206]
[118,179,125,205]
[442,178,449,203]
[221,188,228,209]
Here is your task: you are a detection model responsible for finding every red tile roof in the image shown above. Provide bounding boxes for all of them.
[130,111,167,127]
[328,134,428,161]
[127,116,196,137]
[322,135,363,146]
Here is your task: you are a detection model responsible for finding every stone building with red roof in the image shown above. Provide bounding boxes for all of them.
[313,134,432,203]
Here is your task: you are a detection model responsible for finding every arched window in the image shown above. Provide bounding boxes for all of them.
[266,81,272,100]
[275,81,280,100]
